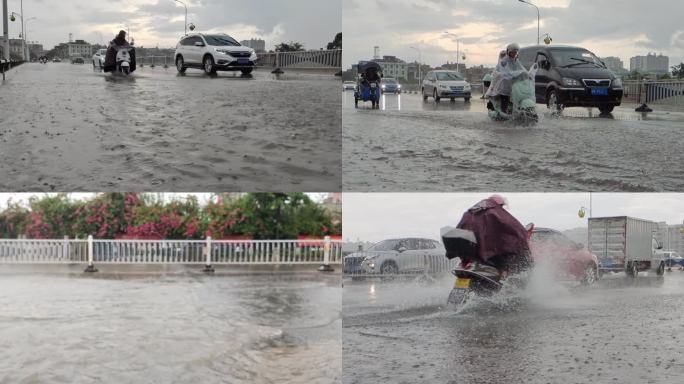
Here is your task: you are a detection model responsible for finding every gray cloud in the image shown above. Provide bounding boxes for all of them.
[343,0,684,68]
[5,0,340,50]
[343,193,684,243]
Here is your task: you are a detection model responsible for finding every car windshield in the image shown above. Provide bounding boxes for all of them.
[204,35,240,46]
[382,79,397,84]
[551,49,605,68]
[368,239,401,251]
[435,72,463,81]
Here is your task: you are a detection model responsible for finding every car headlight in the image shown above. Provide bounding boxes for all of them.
[612,78,622,88]
[381,85,386,89]
[397,85,401,88]
[215,48,231,55]
[439,84,449,89]
[562,77,582,87]
[364,255,378,261]
[464,84,471,90]
[250,51,257,59]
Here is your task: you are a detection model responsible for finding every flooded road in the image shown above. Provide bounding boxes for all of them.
[342,270,684,384]
[0,273,341,384]
[343,92,684,191]
[0,63,341,191]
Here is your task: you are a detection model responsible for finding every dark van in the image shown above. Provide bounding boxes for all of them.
[518,45,623,113]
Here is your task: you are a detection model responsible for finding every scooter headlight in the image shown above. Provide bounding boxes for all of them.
[562,77,582,87]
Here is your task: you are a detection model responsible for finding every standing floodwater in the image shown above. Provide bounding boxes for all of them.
[343,272,684,384]
[0,272,341,384]
[0,63,341,191]
[343,92,684,191]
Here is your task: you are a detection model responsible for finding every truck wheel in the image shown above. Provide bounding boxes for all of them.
[581,264,597,285]
[656,262,665,276]
[626,262,638,278]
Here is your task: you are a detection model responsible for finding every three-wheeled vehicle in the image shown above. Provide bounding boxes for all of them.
[354,61,383,109]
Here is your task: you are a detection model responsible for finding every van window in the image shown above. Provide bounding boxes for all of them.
[549,48,605,68]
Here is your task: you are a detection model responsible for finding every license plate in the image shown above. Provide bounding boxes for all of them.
[237,58,249,64]
[591,87,608,96]
[454,278,471,289]
[370,83,377,88]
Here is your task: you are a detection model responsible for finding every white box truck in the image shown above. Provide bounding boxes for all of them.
[588,216,665,277]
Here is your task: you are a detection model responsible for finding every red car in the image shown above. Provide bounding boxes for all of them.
[529,227,599,284]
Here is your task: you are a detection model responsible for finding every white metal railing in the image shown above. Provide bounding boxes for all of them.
[0,238,88,263]
[141,56,171,68]
[623,80,684,108]
[257,49,341,70]
[0,236,342,268]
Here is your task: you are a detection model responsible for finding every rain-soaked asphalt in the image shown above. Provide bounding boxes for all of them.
[343,91,684,191]
[0,272,341,384]
[342,269,684,384]
[0,63,341,191]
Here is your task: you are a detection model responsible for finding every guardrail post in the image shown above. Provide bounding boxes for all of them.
[318,235,334,272]
[62,235,68,261]
[273,241,280,263]
[635,78,653,112]
[272,52,284,74]
[203,236,214,273]
[84,235,98,273]
[164,56,168,69]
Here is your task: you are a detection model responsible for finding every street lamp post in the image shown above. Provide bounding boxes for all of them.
[174,0,188,36]
[409,46,421,84]
[443,31,460,70]
[518,0,540,45]
[9,11,24,61]
[2,0,9,64]
[25,16,36,60]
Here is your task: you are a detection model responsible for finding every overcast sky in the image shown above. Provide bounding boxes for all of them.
[343,0,684,69]
[342,193,684,242]
[2,0,340,50]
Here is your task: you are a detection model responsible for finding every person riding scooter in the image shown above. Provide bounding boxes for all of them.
[486,44,527,114]
[103,30,136,73]
[450,195,533,279]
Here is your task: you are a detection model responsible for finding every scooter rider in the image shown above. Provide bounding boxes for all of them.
[103,30,137,73]
[487,44,527,114]
[453,194,533,279]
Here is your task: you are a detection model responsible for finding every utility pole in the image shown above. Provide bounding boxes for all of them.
[2,0,9,64]
[518,0,540,45]
[174,0,188,36]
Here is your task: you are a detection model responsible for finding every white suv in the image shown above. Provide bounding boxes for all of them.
[174,33,258,75]
[92,48,107,70]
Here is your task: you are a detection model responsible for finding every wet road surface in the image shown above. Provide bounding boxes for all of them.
[342,270,684,384]
[0,273,341,384]
[0,63,341,191]
[343,92,684,191]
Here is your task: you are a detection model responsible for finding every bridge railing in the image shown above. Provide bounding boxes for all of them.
[622,80,684,109]
[257,49,341,71]
[0,237,342,268]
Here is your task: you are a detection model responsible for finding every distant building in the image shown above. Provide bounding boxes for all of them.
[438,61,466,74]
[27,42,44,59]
[601,56,626,74]
[375,55,408,80]
[67,39,92,58]
[240,38,266,53]
[9,38,23,57]
[630,53,669,74]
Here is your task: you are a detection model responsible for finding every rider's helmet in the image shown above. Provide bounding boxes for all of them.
[488,194,508,207]
[506,43,520,58]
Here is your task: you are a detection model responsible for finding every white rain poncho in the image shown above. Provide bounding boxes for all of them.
[485,55,528,97]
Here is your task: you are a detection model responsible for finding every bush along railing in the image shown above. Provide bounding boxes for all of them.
[0,236,342,273]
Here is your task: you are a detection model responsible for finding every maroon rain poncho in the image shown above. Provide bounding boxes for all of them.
[455,197,531,273]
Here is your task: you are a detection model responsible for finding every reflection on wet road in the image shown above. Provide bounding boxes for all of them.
[0,63,341,191]
[343,91,684,191]
[0,273,341,384]
[343,271,684,384]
